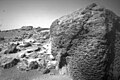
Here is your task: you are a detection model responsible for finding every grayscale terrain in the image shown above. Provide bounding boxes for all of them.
[0,3,120,80]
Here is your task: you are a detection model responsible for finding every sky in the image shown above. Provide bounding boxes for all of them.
[0,0,120,30]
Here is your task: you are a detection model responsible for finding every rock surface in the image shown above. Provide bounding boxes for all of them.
[50,3,120,80]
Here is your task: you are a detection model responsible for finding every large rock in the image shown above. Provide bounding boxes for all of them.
[0,57,20,69]
[50,3,120,80]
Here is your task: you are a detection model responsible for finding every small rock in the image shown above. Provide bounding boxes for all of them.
[0,48,2,52]
[17,60,29,71]
[43,68,50,74]
[29,61,39,70]
[19,42,31,47]
[23,38,35,43]
[4,43,19,54]
[21,26,33,31]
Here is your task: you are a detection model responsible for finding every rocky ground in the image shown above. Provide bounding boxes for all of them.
[0,26,63,80]
[0,26,57,71]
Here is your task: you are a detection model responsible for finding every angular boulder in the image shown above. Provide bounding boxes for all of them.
[50,3,120,80]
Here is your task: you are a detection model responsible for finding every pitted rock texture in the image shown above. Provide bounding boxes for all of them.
[50,3,120,80]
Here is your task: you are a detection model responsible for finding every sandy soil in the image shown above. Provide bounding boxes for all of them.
[0,67,72,80]
[32,75,72,80]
